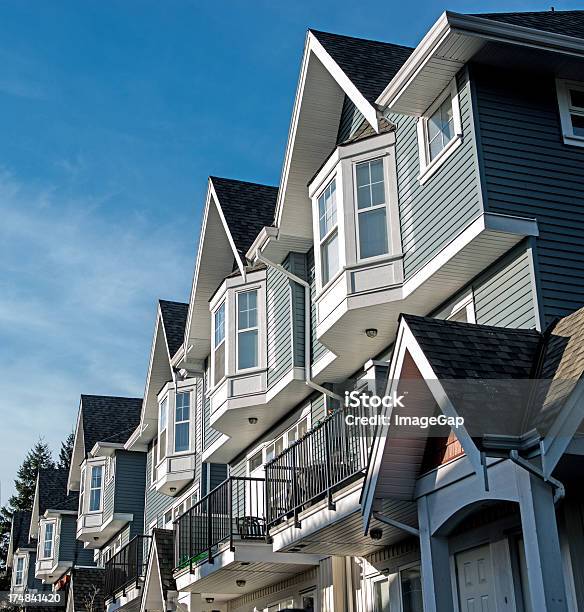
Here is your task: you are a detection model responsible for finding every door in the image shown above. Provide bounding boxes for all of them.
[456,544,496,612]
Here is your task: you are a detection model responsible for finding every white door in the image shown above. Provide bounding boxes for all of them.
[456,544,496,612]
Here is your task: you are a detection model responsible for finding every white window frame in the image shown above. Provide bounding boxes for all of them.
[417,79,463,184]
[317,178,340,288]
[158,395,168,463]
[150,439,158,488]
[212,301,226,387]
[14,555,25,586]
[41,521,55,559]
[436,290,476,323]
[556,79,584,147]
[88,464,104,513]
[174,390,191,454]
[353,155,393,262]
[260,410,311,468]
[236,289,259,372]
[79,465,86,514]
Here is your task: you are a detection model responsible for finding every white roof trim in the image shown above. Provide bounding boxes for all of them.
[362,317,483,531]
[275,30,380,229]
[140,535,166,612]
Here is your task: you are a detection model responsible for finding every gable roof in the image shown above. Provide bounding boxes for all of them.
[38,468,72,514]
[70,567,105,612]
[11,511,33,551]
[140,529,176,612]
[158,300,189,359]
[210,177,278,258]
[81,395,143,453]
[473,10,584,40]
[310,30,414,104]
[152,529,176,598]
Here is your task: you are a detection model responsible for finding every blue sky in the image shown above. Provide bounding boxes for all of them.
[0,0,581,503]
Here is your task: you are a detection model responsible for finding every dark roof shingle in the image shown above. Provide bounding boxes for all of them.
[71,567,105,612]
[11,511,33,551]
[152,529,176,598]
[38,469,72,514]
[159,300,188,358]
[80,395,142,453]
[310,30,414,103]
[210,177,278,258]
[472,10,584,40]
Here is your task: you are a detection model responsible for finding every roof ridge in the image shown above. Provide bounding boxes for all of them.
[81,393,143,401]
[309,28,415,51]
[210,175,278,190]
[159,299,188,307]
[401,313,542,335]
[473,9,584,16]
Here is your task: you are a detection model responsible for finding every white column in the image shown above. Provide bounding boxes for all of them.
[517,469,568,612]
[418,496,454,612]
[319,556,347,612]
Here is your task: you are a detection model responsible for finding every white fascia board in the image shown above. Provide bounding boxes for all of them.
[90,442,124,458]
[361,317,484,530]
[245,225,279,262]
[377,10,584,110]
[29,477,40,541]
[67,400,85,493]
[140,537,164,612]
[274,30,379,228]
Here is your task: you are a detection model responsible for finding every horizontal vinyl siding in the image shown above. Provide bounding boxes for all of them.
[474,245,537,329]
[308,249,327,363]
[337,95,364,144]
[391,69,482,278]
[289,253,307,368]
[474,64,584,324]
[267,257,293,388]
[203,362,222,450]
[114,451,147,539]
[58,515,94,567]
[103,477,115,525]
[144,444,174,529]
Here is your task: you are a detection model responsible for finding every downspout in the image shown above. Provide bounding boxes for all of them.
[254,251,343,403]
[509,449,565,505]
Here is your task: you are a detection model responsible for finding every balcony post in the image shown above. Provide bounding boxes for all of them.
[229,477,235,552]
[188,509,193,573]
[324,420,336,511]
[207,495,214,564]
[291,445,301,528]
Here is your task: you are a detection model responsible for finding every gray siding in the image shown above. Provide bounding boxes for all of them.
[58,514,94,567]
[267,257,293,388]
[474,244,537,329]
[289,253,307,368]
[103,476,115,525]
[144,444,173,530]
[114,451,146,539]
[473,64,584,324]
[337,95,364,144]
[201,463,228,495]
[390,69,482,278]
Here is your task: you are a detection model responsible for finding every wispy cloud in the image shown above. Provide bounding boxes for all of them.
[0,169,192,503]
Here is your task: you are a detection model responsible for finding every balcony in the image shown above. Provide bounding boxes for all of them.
[155,453,197,496]
[173,477,319,599]
[266,404,418,556]
[104,535,152,599]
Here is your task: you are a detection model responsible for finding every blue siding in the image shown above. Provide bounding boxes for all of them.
[114,451,146,539]
[337,95,364,144]
[144,444,174,529]
[58,515,94,567]
[201,463,228,495]
[473,64,584,324]
[390,69,483,278]
[289,253,307,368]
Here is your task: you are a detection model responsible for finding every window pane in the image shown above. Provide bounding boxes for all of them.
[370,159,384,183]
[570,88,584,108]
[357,159,385,210]
[174,422,189,453]
[428,96,454,161]
[373,579,390,611]
[238,329,258,370]
[571,113,584,137]
[91,466,102,489]
[359,208,388,259]
[238,290,257,329]
[214,341,225,385]
[429,135,444,161]
[175,392,190,423]
[401,566,424,612]
[89,488,101,512]
[159,397,168,431]
[428,109,441,141]
[356,162,370,188]
[321,230,339,285]
[371,180,385,207]
[357,184,372,208]
[249,451,263,472]
[44,523,54,558]
[214,303,225,345]
[318,180,337,238]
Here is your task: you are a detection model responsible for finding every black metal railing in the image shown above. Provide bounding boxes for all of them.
[104,535,152,597]
[265,402,374,529]
[174,476,266,571]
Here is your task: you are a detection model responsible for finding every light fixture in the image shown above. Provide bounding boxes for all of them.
[169,487,177,493]
[381,568,390,576]
[248,417,258,425]
[369,527,383,540]
[365,328,378,339]
[93,537,99,541]
[236,579,246,587]
[205,597,214,604]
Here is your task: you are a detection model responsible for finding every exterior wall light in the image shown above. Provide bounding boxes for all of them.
[248,417,258,425]
[365,328,378,338]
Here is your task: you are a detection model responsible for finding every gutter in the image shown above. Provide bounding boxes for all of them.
[254,251,342,403]
[509,450,565,505]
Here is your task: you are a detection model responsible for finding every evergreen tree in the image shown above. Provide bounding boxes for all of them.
[57,431,75,472]
[0,439,54,589]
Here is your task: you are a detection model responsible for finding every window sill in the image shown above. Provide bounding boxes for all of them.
[418,134,462,186]
[562,132,584,148]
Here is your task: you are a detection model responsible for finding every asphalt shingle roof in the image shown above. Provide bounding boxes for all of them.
[38,468,72,514]
[71,567,105,612]
[159,300,188,358]
[152,529,176,599]
[472,10,584,40]
[210,177,278,258]
[80,395,142,454]
[310,30,414,104]
[11,511,33,551]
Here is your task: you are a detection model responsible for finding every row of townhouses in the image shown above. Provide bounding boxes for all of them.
[6,8,584,612]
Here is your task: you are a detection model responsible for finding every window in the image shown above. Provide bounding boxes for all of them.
[158,396,168,462]
[174,392,190,453]
[300,589,316,612]
[355,158,389,259]
[105,456,115,483]
[42,522,54,559]
[267,599,294,611]
[265,416,309,463]
[237,290,258,370]
[151,439,158,485]
[418,80,462,179]
[79,466,85,513]
[372,576,390,612]
[213,302,226,385]
[400,565,423,612]
[437,292,475,324]
[89,465,103,512]
[15,557,24,586]
[557,79,584,146]
[248,449,263,473]
[318,179,339,285]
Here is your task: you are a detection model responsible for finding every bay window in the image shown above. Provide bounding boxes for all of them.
[318,179,339,285]
[213,302,226,385]
[42,522,54,559]
[89,465,103,512]
[355,158,389,259]
[158,396,168,462]
[15,556,25,586]
[174,391,190,453]
[237,290,258,370]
